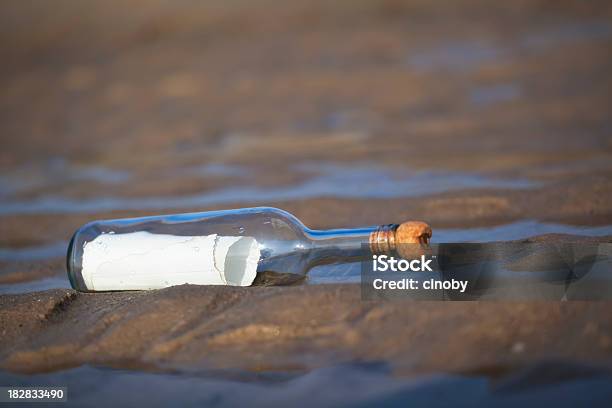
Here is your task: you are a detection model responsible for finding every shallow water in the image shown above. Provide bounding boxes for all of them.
[406,21,612,73]
[0,276,70,295]
[0,242,66,262]
[0,165,535,215]
[407,40,503,72]
[434,221,612,243]
[0,362,609,408]
[0,160,131,199]
[521,21,612,49]
[469,83,521,106]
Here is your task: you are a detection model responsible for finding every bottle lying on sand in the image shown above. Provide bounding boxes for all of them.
[66,207,431,292]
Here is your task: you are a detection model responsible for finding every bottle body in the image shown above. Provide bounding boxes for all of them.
[67,207,377,291]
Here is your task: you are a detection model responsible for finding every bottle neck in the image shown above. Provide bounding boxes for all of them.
[303,224,399,267]
[305,224,399,253]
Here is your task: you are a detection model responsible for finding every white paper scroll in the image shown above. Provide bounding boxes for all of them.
[81,231,260,291]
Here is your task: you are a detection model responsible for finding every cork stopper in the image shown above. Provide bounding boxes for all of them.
[369,221,432,256]
[395,221,432,246]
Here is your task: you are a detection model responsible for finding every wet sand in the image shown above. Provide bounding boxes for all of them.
[1,0,612,404]
[1,285,611,375]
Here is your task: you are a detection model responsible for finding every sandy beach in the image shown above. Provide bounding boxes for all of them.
[1,0,612,405]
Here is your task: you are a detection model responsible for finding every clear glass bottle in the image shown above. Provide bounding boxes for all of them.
[67,207,431,291]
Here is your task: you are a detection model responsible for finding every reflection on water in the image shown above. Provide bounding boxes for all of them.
[0,361,609,407]
[0,242,66,262]
[469,83,521,106]
[0,276,70,295]
[0,159,131,198]
[434,221,612,243]
[407,41,503,72]
[0,164,536,215]
[72,167,131,184]
[406,21,612,73]
[177,163,249,178]
[522,21,612,49]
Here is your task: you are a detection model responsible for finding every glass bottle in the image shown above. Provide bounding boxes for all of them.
[67,207,431,291]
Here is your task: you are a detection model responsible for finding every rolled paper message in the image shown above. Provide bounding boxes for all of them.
[81,232,260,291]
